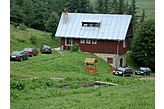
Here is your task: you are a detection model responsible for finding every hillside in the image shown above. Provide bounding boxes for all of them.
[90,0,155,20]
[10,25,60,53]
[10,25,155,109]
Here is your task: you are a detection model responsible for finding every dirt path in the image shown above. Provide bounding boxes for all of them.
[138,77,155,80]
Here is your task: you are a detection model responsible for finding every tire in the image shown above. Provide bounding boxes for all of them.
[130,73,133,77]
[26,56,29,60]
[20,57,23,62]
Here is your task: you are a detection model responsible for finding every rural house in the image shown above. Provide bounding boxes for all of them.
[55,12,133,68]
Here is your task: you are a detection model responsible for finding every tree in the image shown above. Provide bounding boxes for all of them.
[131,19,155,71]
[45,12,59,38]
[139,9,146,23]
[78,0,90,13]
[10,5,25,24]
[118,0,125,14]
[95,0,104,13]
[67,0,79,12]
[129,0,139,33]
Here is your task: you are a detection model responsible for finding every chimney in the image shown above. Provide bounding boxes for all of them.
[63,9,68,24]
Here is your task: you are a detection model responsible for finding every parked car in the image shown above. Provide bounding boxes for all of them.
[10,51,29,62]
[40,45,52,54]
[113,67,133,77]
[23,48,38,57]
[135,67,152,76]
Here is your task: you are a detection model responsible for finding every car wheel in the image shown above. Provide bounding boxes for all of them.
[130,73,133,77]
[20,57,23,62]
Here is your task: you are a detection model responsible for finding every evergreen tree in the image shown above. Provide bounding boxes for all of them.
[10,5,25,24]
[118,0,125,14]
[131,19,155,71]
[45,12,60,37]
[140,9,146,23]
[103,0,110,14]
[95,0,104,13]
[129,0,139,33]
[67,0,79,12]
[110,0,118,14]
[78,0,90,13]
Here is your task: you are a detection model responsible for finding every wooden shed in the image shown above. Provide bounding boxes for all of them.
[84,58,98,74]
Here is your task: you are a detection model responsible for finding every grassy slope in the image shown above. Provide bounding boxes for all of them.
[10,25,155,108]
[90,0,155,20]
[10,25,60,53]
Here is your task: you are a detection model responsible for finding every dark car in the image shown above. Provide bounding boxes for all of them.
[40,45,52,54]
[113,67,133,77]
[135,67,152,76]
[10,51,29,62]
[23,48,38,57]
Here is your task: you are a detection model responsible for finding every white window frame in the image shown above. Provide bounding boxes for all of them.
[92,39,97,44]
[80,39,85,44]
[86,39,91,44]
[123,40,126,48]
[65,38,73,46]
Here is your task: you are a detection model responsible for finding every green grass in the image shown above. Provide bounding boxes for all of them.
[127,0,155,20]
[10,24,60,53]
[10,25,155,109]
[90,0,155,20]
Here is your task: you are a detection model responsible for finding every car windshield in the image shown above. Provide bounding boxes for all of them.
[11,51,21,55]
[23,48,32,50]
[117,67,126,71]
[139,67,147,71]
[43,45,50,48]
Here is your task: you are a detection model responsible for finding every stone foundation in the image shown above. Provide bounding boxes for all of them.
[94,53,126,68]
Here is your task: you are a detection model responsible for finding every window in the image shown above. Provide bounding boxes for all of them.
[80,39,85,43]
[86,39,91,44]
[92,40,97,44]
[107,58,113,64]
[123,40,126,48]
[82,20,101,28]
[65,38,72,46]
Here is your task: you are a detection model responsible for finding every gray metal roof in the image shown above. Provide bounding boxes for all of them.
[55,13,132,40]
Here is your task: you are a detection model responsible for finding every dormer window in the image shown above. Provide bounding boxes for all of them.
[82,20,101,28]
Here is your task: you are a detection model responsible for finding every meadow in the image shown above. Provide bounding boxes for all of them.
[90,0,155,20]
[10,25,155,109]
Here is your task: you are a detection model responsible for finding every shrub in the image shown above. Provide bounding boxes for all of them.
[10,78,26,90]
[71,43,80,52]
[19,23,27,30]
[30,35,37,45]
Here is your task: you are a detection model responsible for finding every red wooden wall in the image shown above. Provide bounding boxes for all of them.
[60,38,129,55]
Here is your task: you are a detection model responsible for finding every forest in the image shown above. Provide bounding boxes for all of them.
[10,0,155,71]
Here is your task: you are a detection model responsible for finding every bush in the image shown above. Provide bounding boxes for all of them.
[71,43,80,52]
[19,23,27,30]
[30,35,37,45]
[10,78,26,90]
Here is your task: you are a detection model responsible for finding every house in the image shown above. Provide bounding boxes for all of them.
[55,12,133,68]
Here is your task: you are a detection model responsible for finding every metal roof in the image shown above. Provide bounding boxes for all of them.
[55,13,132,41]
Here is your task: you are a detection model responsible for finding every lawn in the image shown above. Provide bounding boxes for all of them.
[10,50,155,109]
